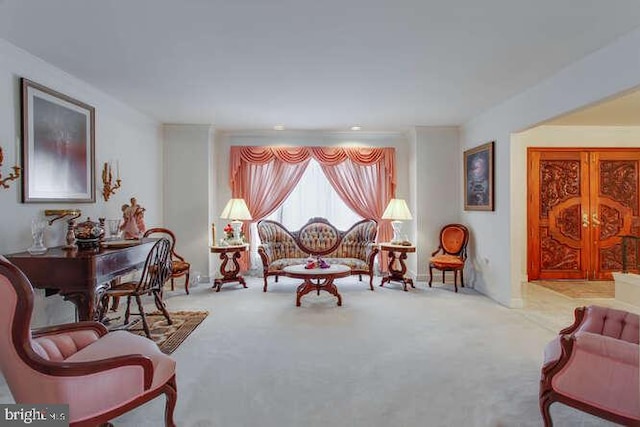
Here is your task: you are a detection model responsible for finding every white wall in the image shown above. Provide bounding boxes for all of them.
[462,27,640,307]
[511,125,640,285]
[0,39,163,325]
[162,125,212,285]
[413,127,460,280]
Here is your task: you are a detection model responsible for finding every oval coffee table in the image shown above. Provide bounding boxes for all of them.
[283,264,351,307]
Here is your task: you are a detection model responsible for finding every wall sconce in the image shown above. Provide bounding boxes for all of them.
[0,146,21,189]
[101,161,121,201]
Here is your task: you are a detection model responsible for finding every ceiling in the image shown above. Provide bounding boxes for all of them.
[545,88,640,126]
[1,1,640,131]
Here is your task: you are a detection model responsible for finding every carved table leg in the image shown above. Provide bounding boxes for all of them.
[62,283,110,321]
[380,250,415,291]
[213,250,248,292]
[296,277,342,306]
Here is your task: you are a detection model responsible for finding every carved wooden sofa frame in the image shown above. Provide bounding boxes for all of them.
[257,217,378,292]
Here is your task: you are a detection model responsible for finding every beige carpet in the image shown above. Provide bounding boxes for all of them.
[535,281,615,299]
[121,311,208,354]
[1,278,618,426]
[109,277,617,427]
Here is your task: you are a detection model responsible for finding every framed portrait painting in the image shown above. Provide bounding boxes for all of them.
[464,141,494,211]
[21,78,95,203]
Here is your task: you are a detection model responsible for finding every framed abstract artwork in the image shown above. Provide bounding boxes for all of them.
[464,141,494,211]
[21,78,95,203]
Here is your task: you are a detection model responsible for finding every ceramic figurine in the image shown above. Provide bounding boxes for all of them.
[318,257,330,269]
[305,257,316,269]
[120,197,146,239]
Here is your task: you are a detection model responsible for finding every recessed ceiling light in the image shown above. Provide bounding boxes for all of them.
[273,125,285,131]
[350,126,361,131]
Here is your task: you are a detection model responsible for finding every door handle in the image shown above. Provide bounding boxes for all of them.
[582,213,589,228]
[592,213,601,226]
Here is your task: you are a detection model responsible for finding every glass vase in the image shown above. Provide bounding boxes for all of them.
[28,219,47,255]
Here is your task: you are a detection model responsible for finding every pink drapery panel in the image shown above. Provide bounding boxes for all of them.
[229,146,396,270]
[319,152,395,271]
[235,160,311,219]
[231,147,309,270]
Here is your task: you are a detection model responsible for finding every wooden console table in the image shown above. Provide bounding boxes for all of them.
[5,239,156,321]
[283,264,350,306]
[380,242,416,291]
[210,244,248,292]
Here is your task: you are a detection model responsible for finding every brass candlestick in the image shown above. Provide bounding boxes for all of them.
[101,161,121,201]
[44,209,82,251]
[0,147,21,189]
[63,219,77,250]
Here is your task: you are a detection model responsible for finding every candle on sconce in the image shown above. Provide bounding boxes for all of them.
[116,160,120,180]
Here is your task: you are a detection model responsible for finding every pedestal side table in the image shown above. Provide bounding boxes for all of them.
[380,243,416,291]
[283,264,351,306]
[210,244,248,292]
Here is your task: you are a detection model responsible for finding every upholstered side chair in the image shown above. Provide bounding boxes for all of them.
[0,255,178,427]
[143,227,191,294]
[428,223,469,292]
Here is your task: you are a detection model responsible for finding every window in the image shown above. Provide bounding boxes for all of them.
[266,159,362,229]
[248,160,362,270]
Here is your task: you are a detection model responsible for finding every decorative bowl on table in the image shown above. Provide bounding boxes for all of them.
[73,217,105,250]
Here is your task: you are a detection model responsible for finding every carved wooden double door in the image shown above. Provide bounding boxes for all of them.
[528,149,640,280]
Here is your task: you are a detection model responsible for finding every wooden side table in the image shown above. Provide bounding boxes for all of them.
[210,244,248,292]
[380,243,416,291]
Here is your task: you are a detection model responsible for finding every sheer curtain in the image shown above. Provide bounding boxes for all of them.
[267,160,362,230]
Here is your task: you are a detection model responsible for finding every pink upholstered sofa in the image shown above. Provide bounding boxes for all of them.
[540,305,639,426]
[257,217,378,292]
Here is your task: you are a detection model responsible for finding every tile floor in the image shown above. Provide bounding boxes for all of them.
[518,281,639,333]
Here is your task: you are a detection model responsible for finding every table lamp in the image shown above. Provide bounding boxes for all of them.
[220,198,253,244]
[381,198,412,244]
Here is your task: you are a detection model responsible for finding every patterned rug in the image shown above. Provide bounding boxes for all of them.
[124,311,208,354]
[535,281,615,299]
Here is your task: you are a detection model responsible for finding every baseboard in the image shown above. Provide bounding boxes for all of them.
[509,298,524,309]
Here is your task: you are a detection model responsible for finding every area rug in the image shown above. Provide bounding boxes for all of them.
[535,281,615,299]
[125,311,208,354]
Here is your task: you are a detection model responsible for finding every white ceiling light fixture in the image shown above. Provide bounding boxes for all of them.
[273,125,285,131]
[350,126,361,131]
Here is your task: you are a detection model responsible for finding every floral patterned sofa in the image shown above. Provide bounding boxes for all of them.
[257,217,378,292]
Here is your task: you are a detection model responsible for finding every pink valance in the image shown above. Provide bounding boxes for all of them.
[230,146,396,195]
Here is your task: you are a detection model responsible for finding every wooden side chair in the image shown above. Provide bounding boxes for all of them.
[428,224,469,292]
[144,227,191,294]
[101,238,173,338]
[0,255,177,426]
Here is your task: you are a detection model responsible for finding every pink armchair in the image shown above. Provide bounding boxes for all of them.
[0,255,178,426]
[540,305,639,426]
